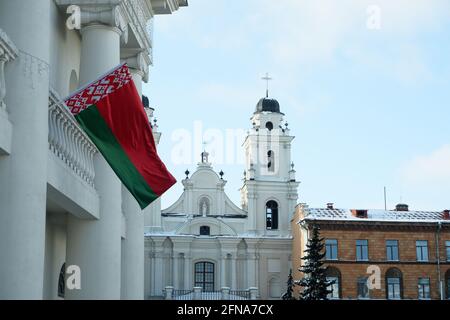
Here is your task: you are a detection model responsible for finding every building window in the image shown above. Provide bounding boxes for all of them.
[386,240,399,261]
[58,263,65,298]
[265,121,273,131]
[325,267,341,299]
[446,241,450,262]
[418,278,431,300]
[267,150,275,172]
[356,240,369,261]
[357,277,370,299]
[195,262,215,292]
[265,201,278,230]
[325,239,338,260]
[386,268,403,300]
[416,240,429,262]
[200,226,210,236]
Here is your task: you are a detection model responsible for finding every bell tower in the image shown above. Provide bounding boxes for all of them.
[240,93,299,236]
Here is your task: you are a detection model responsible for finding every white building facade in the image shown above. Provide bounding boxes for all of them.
[0,0,187,300]
[144,97,300,299]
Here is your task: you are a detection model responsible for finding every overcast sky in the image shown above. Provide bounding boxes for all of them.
[143,0,450,212]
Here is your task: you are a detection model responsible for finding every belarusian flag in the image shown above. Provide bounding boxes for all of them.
[65,63,176,209]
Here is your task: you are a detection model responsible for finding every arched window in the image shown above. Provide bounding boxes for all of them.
[385,268,403,300]
[195,262,215,292]
[325,267,341,299]
[267,150,275,172]
[266,201,278,230]
[199,197,210,216]
[265,121,273,131]
[200,226,210,236]
[58,263,66,298]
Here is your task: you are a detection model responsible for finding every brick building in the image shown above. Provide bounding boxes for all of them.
[292,203,450,300]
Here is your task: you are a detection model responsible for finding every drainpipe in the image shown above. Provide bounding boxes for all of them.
[436,221,443,300]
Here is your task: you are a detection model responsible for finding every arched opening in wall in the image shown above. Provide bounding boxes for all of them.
[58,263,66,298]
[268,277,281,298]
[267,150,275,172]
[325,266,341,299]
[265,121,273,131]
[194,261,215,292]
[385,267,403,300]
[265,200,278,230]
[200,225,210,236]
[68,70,79,94]
[199,197,210,216]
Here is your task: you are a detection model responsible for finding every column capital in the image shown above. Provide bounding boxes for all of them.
[0,28,18,111]
[56,1,128,42]
[121,51,149,82]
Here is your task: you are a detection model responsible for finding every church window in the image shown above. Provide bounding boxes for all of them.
[200,226,210,236]
[195,262,215,292]
[267,150,275,172]
[266,121,273,131]
[266,200,279,230]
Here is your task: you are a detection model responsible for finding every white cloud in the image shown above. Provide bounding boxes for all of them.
[401,145,450,184]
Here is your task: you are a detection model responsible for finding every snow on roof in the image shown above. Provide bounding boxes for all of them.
[303,208,450,223]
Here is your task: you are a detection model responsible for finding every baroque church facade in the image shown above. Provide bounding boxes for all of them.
[144,97,299,299]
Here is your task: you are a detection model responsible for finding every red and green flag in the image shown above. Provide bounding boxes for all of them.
[65,63,176,209]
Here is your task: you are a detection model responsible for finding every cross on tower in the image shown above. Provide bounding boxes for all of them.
[261,72,272,98]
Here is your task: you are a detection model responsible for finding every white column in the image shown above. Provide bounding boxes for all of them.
[184,255,192,290]
[120,54,147,300]
[231,255,237,290]
[220,254,227,288]
[0,0,51,299]
[172,253,179,289]
[65,7,124,299]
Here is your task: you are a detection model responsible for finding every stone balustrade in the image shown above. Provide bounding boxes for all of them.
[48,88,97,187]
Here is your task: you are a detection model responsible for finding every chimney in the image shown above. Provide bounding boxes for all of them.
[327,203,334,210]
[443,210,450,220]
[351,209,368,219]
[395,204,409,212]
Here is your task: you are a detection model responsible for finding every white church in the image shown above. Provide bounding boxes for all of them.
[144,97,299,300]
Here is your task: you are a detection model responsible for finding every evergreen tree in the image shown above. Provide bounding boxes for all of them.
[297,224,334,300]
[281,269,296,300]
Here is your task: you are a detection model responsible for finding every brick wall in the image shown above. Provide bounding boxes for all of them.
[291,208,450,300]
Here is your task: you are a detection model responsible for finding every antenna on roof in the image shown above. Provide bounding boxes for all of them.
[384,186,387,211]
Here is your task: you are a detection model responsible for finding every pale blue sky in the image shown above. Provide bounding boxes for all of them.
[143,0,450,211]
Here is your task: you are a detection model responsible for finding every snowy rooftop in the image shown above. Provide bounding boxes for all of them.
[302,207,450,224]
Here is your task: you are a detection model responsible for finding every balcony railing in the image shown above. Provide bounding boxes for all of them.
[48,88,97,187]
[165,286,258,300]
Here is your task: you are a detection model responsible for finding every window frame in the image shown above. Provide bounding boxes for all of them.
[416,240,429,262]
[418,277,431,300]
[386,240,399,261]
[194,261,215,292]
[325,239,338,261]
[356,239,369,261]
[357,277,370,299]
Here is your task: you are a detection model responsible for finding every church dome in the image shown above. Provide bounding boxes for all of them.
[255,97,281,114]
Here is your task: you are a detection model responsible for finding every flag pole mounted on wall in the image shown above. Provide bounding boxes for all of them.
[64,63,176,210]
